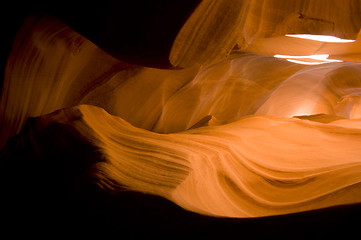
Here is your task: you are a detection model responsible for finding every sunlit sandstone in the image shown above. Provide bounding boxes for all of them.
[2,1,361,219]
[4,103,361,218]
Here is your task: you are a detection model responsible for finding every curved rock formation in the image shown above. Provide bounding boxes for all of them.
[2,0,361,234]
[237,0,361,49]
[3,104,361,218]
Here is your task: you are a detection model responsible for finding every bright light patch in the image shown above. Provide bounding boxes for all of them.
[285,59,325,65]
[285,34,356,43]
[274,54,329,60]
[274,54,343,65]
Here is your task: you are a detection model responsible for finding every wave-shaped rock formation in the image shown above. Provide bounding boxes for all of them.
[1,0,361,237]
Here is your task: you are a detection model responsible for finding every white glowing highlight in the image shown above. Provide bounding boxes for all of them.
[285,34,356,43]
[274,54,343,65]
[285,59,324,65]
[274,54,329,60]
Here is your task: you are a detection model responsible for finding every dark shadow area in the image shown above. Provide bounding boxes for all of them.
[0,3,33,94]
[47,0,202,68]
[1,1,201,93]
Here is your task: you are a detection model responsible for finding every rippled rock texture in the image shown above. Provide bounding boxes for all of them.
[1,0,361,236]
